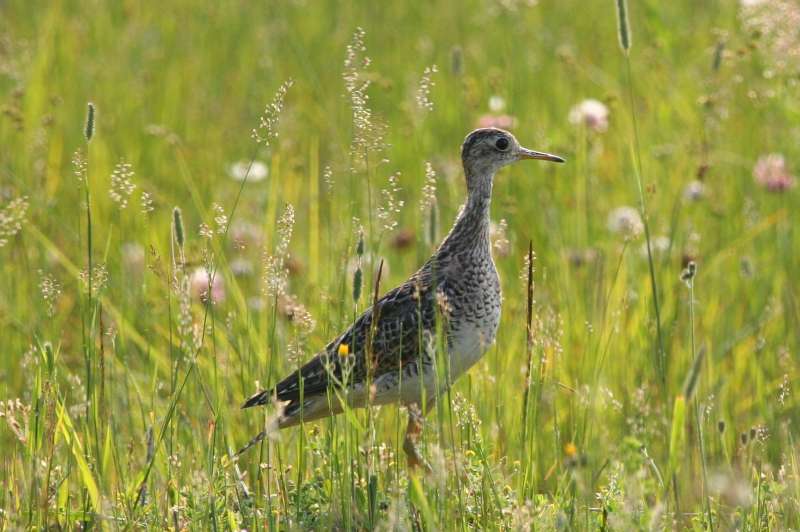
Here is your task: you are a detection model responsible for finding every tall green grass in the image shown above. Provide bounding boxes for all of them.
[0,0,798,529]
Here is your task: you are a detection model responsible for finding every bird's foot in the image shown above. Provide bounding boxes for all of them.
[403,438,433,474]
[403,405,432,474]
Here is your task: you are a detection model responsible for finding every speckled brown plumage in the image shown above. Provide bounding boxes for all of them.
[241,128,563,462]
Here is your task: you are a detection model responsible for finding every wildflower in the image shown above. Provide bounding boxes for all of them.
[278,293,316,335]
[568,99,610,133]
[740,0,800,75]
[683,180,706,201]
[390,228,415,250]
[564,442,578,457]
[415,65,438,112]
[229,160,268,182]
[0,196,29,247]
[230,257,254,277]
[476,114,516,130]
[189,267,225,304]
[230,220,262,249]
[109,160,136,208]
[252,80,293,147]
[607,206,643,238]
[565,247,599,268]
[640,235,670,257]
[121,242,145,275]
[488,95,506,113]
[753,153,796,192]
[338,344,349,358]
[709,471,754,507]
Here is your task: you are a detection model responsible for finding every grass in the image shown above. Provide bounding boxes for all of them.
[1,0,799,529]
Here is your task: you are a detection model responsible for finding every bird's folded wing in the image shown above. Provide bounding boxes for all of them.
[243,275,440,408]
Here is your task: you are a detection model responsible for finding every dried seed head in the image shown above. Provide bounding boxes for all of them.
[377,172,404,232]
[252,80,293,147]
[72,149,87,182]
[415,65,438,112]
[109,160,136,209]
[680,261,697,284]
[262,203,295,298]
[343,28,385,166]
[140,191,154,215]
[420,162,437,212]
[39,270,62,317]
[607,206,643,239]
[0,196,29,247]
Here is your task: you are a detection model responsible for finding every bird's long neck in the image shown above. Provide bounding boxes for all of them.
[439,168,493,254]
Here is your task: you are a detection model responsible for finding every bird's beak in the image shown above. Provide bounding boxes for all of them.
[517,147,565,163]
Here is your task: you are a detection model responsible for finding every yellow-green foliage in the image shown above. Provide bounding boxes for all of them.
[0,0,798,529]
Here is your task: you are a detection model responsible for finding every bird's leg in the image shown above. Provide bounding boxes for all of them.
[403,403,433,473]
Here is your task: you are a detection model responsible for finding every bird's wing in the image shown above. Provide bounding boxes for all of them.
[242,271,441,409]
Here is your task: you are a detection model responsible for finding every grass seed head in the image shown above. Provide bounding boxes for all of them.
[0,196,29,247]
[252,79,293,147]
[615,0,631,53]
[173,207,185,249]
[84,102,95,141]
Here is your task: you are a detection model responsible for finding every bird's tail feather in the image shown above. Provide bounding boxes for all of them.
[235,430,268,456]
[241,389,272,409]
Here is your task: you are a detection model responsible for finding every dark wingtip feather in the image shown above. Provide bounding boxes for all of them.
[235,430,267,456]
[241,390,270,409]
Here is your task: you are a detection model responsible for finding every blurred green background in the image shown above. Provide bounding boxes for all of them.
[1,0,798,529]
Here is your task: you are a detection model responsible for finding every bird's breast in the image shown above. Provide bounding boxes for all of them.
[444,260,501,378]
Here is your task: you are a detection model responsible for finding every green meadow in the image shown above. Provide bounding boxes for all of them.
[1,0,798,529]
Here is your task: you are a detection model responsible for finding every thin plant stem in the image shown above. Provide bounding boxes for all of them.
[623,56,667,394]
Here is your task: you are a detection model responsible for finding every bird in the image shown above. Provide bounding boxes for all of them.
[241,127,564,468]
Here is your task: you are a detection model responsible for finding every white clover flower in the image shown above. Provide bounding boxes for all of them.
[568,99,610,133]
[229,160,268,182]
[607,206,643,238]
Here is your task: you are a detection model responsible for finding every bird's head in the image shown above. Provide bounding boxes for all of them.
[461,128,564,191]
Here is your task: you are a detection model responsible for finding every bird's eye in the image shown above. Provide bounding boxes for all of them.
[495,137,510,151]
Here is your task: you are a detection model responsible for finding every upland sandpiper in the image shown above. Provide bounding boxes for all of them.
[243,127,564,468]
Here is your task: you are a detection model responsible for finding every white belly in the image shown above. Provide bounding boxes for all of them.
[447,317,498,379]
